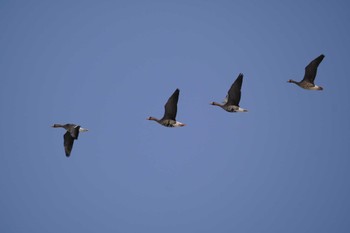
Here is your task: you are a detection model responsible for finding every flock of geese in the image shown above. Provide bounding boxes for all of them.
[52,54,325,157]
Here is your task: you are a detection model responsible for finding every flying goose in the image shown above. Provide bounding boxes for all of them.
[288,54,325,90]
[52,123,88,157]
[211,73,248,112]
[147,88,186,127]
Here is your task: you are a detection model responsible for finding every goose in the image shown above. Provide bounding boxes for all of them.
[52,123,88,157]
[147,88,186,127]
[211,73,248,112]
[288,54,325,90]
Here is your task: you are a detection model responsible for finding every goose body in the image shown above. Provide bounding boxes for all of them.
[147,89,186,127]
[288,54,325,90]
[52,123,88,157]
[211,73,248,112]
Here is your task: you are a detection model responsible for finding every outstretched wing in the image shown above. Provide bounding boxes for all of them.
[64,131,75,157]
[163,89,179,120]
[302,54,325,84]
[227,73,243,106]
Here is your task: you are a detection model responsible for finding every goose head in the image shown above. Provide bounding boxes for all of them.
[210,102,221,106]
[147,116,158,121]
[210,102,223,107]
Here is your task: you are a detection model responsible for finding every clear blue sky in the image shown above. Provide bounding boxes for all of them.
[1,1,350,232]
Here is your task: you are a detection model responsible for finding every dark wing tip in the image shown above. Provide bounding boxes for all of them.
[163,88,180,120]
[317,54,325,62]
[306,54,325,69]
[171,88,180,101]
[234,73,244,88]
[64,144,72,157]
[236,73,244,82]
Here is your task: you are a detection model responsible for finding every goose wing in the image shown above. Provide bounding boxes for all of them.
[64,131,75,157]
[163,89,179,120]
[226,73,243,106]
[302,54,325,84]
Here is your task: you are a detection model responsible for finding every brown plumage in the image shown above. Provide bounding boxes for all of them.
[288,54,325,90]
[147,89,186,127]
[52,123,88,157]
[211,73,248,112]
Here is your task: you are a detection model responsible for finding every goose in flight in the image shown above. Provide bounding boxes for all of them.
[147,89,186,127]
[287,54,325,90]
[52,123,88,157]
[211,73,248,112]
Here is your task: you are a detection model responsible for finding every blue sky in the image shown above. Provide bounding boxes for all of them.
[1,1,350,232]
